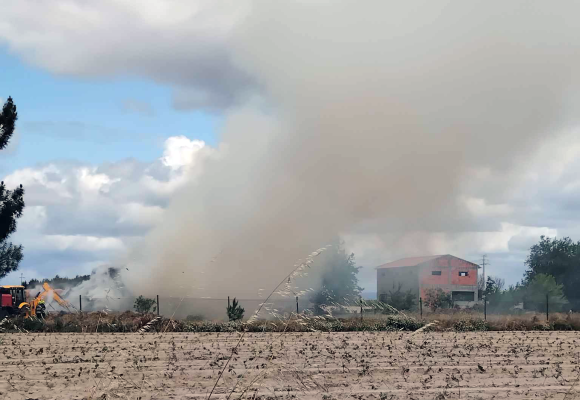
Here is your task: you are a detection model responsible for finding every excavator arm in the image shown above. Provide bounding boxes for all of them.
[42,283,73,311]
[19,283,74,318]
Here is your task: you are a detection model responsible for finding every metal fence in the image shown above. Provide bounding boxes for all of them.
[71,295,304,321]
[48,294,561,322]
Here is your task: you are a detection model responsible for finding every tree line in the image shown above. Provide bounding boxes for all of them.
[23,274,91,290]
[481,236,573,312]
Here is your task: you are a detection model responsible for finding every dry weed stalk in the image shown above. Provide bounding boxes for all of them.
[207,246,329,399]
[139,316,162,333]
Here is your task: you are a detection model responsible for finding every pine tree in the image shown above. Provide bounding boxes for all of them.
[0,97,25,279]
[227,298,245,321]
[311,240,363,314]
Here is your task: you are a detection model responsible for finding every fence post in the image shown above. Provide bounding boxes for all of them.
[546,294,549,322]
[484,296,487,321]
[296,296,299,314]
[360,296,363,321]
[420,297,423,319]
[79,295,82,312]
[157,295,160,316]
[228,296,230,308]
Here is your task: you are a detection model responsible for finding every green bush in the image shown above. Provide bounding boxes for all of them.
[22,317,45,331]
[523,274,568,312]
[381,284,416,312]
[424,288,452,311]
[134,295,157,313]
[453,319,487,332]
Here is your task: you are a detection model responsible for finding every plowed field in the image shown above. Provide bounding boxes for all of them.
[1,331,579,399]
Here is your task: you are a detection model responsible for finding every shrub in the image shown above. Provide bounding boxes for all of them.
[523,274,568,312]
[382,283,416,311]
[424,288,452,311]
[453,319,487,332]
[227,298,245,321]
[134,296,156,313]
[22,316,45,331]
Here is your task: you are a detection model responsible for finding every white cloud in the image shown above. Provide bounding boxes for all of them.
[0,1,254,111]
[43,235,125,252]
[0,135,209,284]
[77,167,120,194]
[161,136,206,170]
[462,197,513,218]
[17,205,47,231]
[116,203,165,227]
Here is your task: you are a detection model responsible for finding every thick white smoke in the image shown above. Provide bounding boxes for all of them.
[113,1,580,299]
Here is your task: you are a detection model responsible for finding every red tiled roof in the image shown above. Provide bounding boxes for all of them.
[375,255,445,269]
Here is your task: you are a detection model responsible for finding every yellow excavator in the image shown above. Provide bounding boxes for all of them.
[18,282,73,318]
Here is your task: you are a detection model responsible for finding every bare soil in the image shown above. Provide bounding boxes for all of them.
[1,331,579,399]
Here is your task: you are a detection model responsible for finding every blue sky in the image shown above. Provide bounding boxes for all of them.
[0,47,223,284]
[0,48,220,171]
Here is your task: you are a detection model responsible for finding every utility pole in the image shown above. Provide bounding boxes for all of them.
[480,255,488,318]
[481,255,487,294]
[19,273,25,286]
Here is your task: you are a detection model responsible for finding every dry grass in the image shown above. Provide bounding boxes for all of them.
[417,310,580,331]
[6,310,580,333]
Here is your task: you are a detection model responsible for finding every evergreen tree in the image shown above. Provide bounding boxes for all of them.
[227,298,245,321]
[523,273,567,312]
[311,240,363,314]
[0,97,24,279]
[0,97,17,150]
[24,274,91,289]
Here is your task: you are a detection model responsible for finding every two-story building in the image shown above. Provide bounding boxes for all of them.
[376,254,479,307]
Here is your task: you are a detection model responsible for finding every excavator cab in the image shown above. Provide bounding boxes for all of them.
[0,286,26,318]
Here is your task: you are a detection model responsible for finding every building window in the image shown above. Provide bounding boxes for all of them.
[459,271,468,277]
[431,271,442,276]
[381,271,386,277]
[452,291,475,302]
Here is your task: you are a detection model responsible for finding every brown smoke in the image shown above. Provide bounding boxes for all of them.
[123,1,580,298]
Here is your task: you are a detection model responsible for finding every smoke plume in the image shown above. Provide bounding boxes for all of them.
[120,1,580,299]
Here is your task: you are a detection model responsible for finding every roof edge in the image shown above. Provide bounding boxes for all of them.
[375,254,480,269]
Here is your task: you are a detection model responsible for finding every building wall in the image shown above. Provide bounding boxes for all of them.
[419,256,478,301]
[377,256,479,306]
[377,266,419,302]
